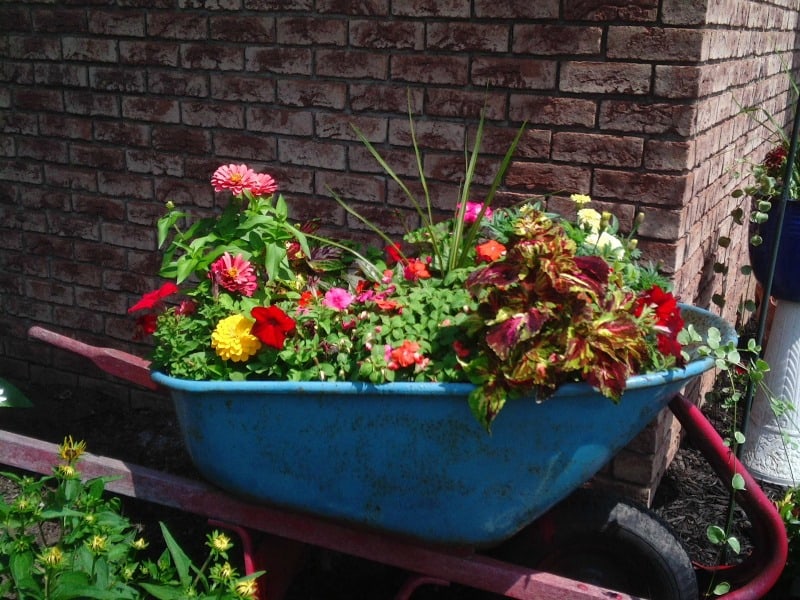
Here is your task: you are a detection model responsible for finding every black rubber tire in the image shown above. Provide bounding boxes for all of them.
[490,487,698,600]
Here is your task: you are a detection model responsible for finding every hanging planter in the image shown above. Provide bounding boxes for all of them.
[750,198,800,302]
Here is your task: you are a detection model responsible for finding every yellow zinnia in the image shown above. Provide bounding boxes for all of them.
[211,314,262,362]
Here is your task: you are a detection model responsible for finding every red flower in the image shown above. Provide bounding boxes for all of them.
[251,306,296,350]
[133,314,158,340]
[475,240,506,263]
[128,282,179,313]
[385,243,404,265]
[403,258,431,281]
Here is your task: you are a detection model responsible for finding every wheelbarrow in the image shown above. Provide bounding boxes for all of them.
[1,319,787,600]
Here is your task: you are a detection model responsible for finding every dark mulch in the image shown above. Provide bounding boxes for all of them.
[0,378,794,599]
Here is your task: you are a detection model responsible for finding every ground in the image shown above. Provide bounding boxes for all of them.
[0,378,792,599]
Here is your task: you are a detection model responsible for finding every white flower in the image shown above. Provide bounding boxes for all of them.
[570,193,592,207]
[584,231,625,258]
[0,388,6,405]
[577,208,602,233]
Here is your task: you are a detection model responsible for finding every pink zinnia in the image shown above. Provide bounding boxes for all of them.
[460,202,493,224]
[322,287,355,311]
[209,252,258,296]
[249,172,278,196]
[211,164,257,195]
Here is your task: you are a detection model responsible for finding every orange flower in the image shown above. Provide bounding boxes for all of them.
[387,340,423,369]
[475,240,506,263]
[403,258,431,281]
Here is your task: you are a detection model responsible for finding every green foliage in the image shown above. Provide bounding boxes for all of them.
[0,377,33,408]
[0,437,263,600]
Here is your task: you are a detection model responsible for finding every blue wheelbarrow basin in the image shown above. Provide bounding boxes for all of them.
[152,305,734,547]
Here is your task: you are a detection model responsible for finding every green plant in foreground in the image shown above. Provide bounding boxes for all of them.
[0,436,262,599]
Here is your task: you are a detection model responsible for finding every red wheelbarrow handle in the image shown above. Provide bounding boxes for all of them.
[669,394,788,599]
[27,326,158,391]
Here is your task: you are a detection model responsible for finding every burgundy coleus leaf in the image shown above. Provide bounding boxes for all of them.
[467,262,520,291]
[485,308,547,361]
[574,255,610,290]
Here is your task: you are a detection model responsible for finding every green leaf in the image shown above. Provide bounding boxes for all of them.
[731,473,746,491]
[734,431,746,444]
[159,522,192,587]
[706,524,726,545]
[713,581,731,595]
[0,378,33,408]
[727,535,741,554]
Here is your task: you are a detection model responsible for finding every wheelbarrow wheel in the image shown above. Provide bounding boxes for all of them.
[490,487,698,600]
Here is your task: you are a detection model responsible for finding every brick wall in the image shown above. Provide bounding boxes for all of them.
[1,1,799,502]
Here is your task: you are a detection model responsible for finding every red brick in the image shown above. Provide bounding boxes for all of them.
[100,222,156,251]
[425,89,506,120]
[75,285,129,314]
[662,0,708,25]
[34,63,87,87]
[472,58,556,90]
[593,170,692,206]
[278,139,347,170]
[209,74,271,102]
[39,114,92,141]
[276,17,347,45]
[31,9,86,33]
[73,194,126,221]
[26,279,75,306]
[7,35,61,60]
[211,131,277,161]
[245,47,312,75]
[122,96,180,123]
[70,144,126,170]
[88,10,146,37]
[94,121,150,147]
[509,95,597,128]
[552,132,643,168]
[607,27,705,62]
[90,67,147,93]
[600,101,696,136]
[13,88,63,112]
[126,150,184,177]
[247,106,315,136]
[276,80,347,109]
[349,19,424,50]
[98,171,154,200]
[52,305,105,333]
[389,119,465,152]
[150,71,209,97]
[391,55,469,86]
[392,0,469,17]
[636,206,683,240]
[564,0,658,21]
[147,13,208,39]
[62,37,118,62]
[316,49,388,79]
[74,240,127,268]
[180,44,244,70]
[644,140,695,171]
[560,62,652,95]
[483,127,551,160]
[513,25,602,55]
[210,15,275,42]
[17,138,68,163]
[44,165,96,191]
[316,171,385,205]
[0,6,32,32]
[505,162,591,195]
[181,101,245,128]
[50,259,103,287]
[153,178,214,210]
[350,85,424,114]
[120,41,180,66]
[654,65,703,99]
[317,0,389,14]
[1,114,37,135]
[315,113,388,142]
[21,188,70,211]
[349,145,419,178]
[474,0,558,18]
[64,91,120,117]
[427,22,509,52]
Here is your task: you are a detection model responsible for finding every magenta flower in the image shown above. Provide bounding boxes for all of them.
[323,287,355,311]
[249,172,278,196]
[209,252,258,297]
[460,201,493,224]
[211,164,257,195]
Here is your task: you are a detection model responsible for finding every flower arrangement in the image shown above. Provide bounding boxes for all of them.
[130,120,685,429]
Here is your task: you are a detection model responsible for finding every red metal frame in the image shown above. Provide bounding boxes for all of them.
[0,326,787,599]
